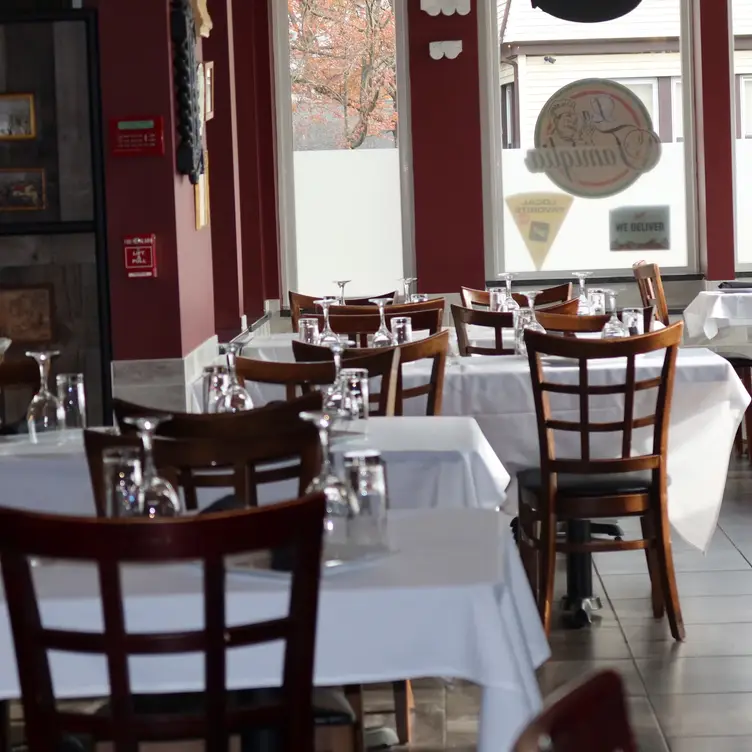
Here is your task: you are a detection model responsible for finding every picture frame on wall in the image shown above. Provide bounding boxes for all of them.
[0,93,36,140]
[0,168,46,212]
[0,284,54,344]
[204,61,215,120]
[195,149,210,229]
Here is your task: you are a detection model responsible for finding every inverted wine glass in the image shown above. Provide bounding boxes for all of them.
[26,350,64,442]
[368,298,395,347]
[601,290,628,338]
[515,292,546,356]
[573,271,594,314]
[398,277,417,302]
[216,343,254,413]
[497,273,520,311]
[324,337,354,415]
[334,279,351,305]
[315,297,340,346]
[523,292,547,334]
[123,416,184,518]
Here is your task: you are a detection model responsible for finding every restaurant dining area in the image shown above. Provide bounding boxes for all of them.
[3,0,752,750]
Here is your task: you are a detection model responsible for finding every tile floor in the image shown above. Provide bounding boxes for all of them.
[362,456,752,751]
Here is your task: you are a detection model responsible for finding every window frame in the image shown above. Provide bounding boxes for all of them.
[672,77,684,142]
[740,75,752,139]
[613,76,660,128]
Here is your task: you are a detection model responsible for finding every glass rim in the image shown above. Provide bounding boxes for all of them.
[298,316,319,323]
[390,316,411,323]
[340,367,369,377]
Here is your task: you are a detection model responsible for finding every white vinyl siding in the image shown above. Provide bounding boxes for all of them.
[673,78,683,142]
[614,78,659,124]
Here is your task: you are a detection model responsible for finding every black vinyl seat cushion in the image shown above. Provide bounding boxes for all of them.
[517,468,655,498]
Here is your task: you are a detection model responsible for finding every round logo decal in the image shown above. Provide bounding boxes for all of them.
[525,78,661,199]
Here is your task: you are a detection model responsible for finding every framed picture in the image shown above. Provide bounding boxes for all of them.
[0,94,36,140]
[195,149,210,229]
[0,169,46,212]
[0,285,54,344]
[204,61,215,120]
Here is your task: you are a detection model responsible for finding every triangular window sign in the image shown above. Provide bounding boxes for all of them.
[531,0,643,23]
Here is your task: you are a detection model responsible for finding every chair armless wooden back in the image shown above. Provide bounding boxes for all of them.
[451,304,515,356]
[632,261,670,326]
[513,282,573,308]
[289,290,397,329]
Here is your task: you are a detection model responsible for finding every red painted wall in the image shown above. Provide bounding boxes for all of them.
[407,4,486,291]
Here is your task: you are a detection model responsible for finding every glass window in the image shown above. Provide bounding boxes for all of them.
[741,77,752,138]
[498,2,691,275]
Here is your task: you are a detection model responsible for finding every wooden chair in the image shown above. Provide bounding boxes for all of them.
[632,261,670,326]
[309,307,443,347]
[0,357,39,432]
[539,297,579,315]
[0,495,326,752]
[293,330,449,416]
[460,286,576,313]
[234,349,399,417]
[513,282,573,308]
[535,311,611,335]
[518,323,685,639]
[289,290,397,329]
[86,402,321,516]
[513,670,636,752]
[451,304,515,356]
[330,297,445,317]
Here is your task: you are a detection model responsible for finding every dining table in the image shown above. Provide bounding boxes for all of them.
[684,289,752,342]
[0,508,549,752]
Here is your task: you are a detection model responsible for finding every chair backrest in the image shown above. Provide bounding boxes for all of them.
[236,348,400,416]
[537,297,579,315]
[113,390,324,438]
[632,261,670,326]
[513,282,573,307]
[0,358,39,428]
[289,290,397,329]
[535,310,611,335]
[0,496,326,752]
[513,670,637,752]
[524,322,683,482]
[330,297,445,317]
[451,304,515,356]
[460,286,489,309]
[292,330,450,416]
[85,404,321,516]
[308,307,443,347]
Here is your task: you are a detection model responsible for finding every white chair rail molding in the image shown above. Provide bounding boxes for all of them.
[420,0,471,16]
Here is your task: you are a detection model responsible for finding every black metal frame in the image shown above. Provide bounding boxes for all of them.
[0,7,113,421]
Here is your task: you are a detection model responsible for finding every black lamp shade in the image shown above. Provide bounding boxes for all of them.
[531,0,643,23]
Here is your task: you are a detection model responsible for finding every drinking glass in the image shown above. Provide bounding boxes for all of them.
[56,373,86,429]
[123,416,183,518]
[497,273,520,312]
[410,293,429,303]
[489,287,505,312]
[315,298,340,346]
[622,307,643,336]
[26,350,64,442]
[573,271,594,314]
[334,279,351,305]
[202,365,230,413]
[399,277,417,302]
[368,298,395,347]
[298,317,320,344]
[323,337,354,415]
[588,288,608,315]
[340,368,369,420]
[103,447,143,518]
[344,452,388,548]
[391,316,412,345]
[601,290,629,338]
[299,410,357,543]
[216,344,254,413]
[514,293,546,356]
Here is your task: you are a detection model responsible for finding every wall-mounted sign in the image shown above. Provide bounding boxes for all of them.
[124,235,158,279]
[505,192,573,270]
[525,78,661,198]
[610,206,670,251]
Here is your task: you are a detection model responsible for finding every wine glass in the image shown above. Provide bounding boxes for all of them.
[315,298,340,345]
[299,410,358,543]
[334,280,351,305]
[368,298,395,347]
[216,344,254,413]
[573,271,594,314]
[123,416,184,518]
[602,290,628,338]
[497,273,520,311]
[56,373,87,429]
[515,292,547,356]
[324,337,354,415]
[398,277,417,302]
[26,350,64,442]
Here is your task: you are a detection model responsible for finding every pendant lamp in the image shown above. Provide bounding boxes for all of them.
[531,0,643,23]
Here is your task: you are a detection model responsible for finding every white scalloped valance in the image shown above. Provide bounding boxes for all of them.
[429,40,463,60]
[420,0,471,16]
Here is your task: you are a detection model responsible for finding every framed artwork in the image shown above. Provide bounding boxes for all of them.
[0,285,54,344]
[204,61,215,120]
[0,94,36,140]
[195,149,210,229]
[0,169,46,212]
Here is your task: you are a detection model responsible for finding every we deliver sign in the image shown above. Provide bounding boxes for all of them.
[609,206,670,251]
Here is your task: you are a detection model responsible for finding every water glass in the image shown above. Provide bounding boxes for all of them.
[514,308,535,355]
[344,451,388,548]
[56,373,86,428]
[103,447,143,518]
[410,293,429,303]
[202,365,230,413]
[588,288,608,315]
[489,287,504,312]
[621,308,644,336]
[391,316,412,345]
[340,368,369,420]
[298,317,320,344]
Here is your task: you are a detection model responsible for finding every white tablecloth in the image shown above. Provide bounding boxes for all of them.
[0,509,549,752]
[0,417,510,514]
[684,290,752,340]
[211,346,749,552]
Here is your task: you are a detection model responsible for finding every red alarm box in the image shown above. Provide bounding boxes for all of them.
[110,117,165,157]
[124,235,157,278]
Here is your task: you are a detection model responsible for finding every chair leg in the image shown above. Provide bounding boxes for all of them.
[392,680,413,745]
[0,701,8,752]
[640,516,664,619]
[537,510,557,634]
[735,423,744,457]
[651,504,686,641]
[741,367,752,464]
[343,685,365,752]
